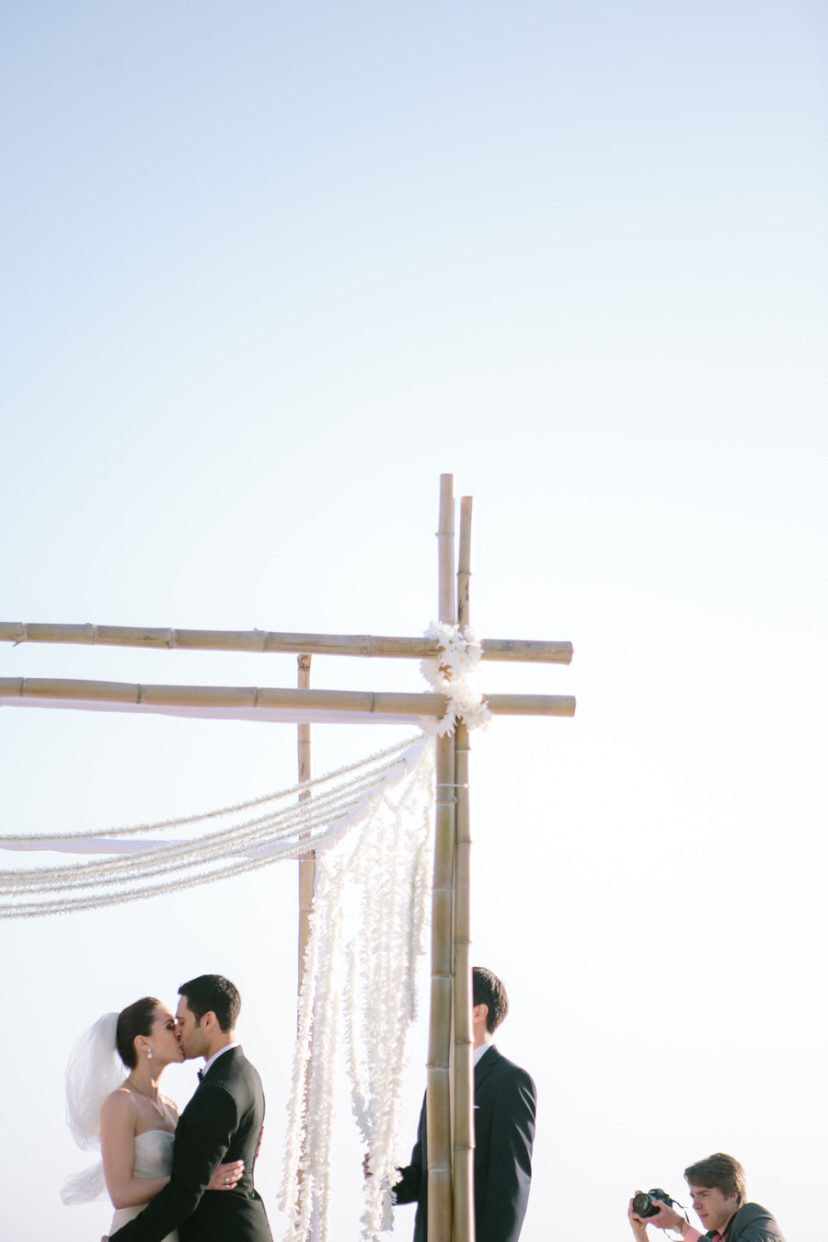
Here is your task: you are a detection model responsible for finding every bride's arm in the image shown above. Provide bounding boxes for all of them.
[100,1091,170,1209]
[100,1091,244,1207]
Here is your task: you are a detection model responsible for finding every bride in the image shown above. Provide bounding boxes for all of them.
[63,996,243,1242]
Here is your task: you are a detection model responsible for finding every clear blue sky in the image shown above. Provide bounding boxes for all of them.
[1,3,826,1240]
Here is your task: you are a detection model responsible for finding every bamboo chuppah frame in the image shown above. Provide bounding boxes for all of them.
[0,474,575,1242]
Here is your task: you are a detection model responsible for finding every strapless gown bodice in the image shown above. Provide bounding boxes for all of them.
[110,1130,177,1242]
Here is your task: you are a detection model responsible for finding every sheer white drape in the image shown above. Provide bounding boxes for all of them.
[0,738,428,918]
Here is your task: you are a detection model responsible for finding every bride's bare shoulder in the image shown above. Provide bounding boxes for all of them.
[100,1085,138,1126]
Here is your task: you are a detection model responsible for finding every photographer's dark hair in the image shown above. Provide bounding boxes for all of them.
[684,1153,746,1206]
[472,966,509,1033]
[116,997,160,1068]
[179,974,241,1033]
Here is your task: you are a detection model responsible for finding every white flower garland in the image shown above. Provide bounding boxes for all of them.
[281,742,435,1242]
[0,738,425,919]
[420,621,491,735]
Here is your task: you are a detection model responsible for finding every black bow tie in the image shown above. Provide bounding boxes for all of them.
[197,1068,204,1081]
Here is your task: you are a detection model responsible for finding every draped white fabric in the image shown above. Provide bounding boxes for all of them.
[0,737,430,918]
[0,693,435,727]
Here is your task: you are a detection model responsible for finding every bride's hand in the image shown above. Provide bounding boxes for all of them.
[209,1160,244,1191]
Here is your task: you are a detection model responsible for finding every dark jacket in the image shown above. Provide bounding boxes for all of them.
[394,1046,536,1242]
[110,1046,272,1242]
[707,1202,786,1242]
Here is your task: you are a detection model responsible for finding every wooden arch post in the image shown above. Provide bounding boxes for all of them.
[452,495,474,1242]
[426,474,457,1242]
[297,653,314,991]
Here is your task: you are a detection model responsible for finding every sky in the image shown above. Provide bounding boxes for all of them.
[1,2,827,1239]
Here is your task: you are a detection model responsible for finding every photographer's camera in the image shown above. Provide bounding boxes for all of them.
[632,1190,675,1219]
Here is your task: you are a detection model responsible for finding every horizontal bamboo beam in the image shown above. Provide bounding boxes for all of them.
[0,677,576,719]
[0,622,572,665]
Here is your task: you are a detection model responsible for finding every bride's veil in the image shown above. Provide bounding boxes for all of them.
[62,1012,125,1204]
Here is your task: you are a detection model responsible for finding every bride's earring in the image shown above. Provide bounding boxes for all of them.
[147,1048,153,1060]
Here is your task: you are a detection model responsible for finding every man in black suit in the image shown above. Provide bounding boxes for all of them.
[109,974,273,1242]
[393,966,536,1242]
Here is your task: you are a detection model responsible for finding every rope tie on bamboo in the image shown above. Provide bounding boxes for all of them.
[419,621,491,737]
[12,623,28,647]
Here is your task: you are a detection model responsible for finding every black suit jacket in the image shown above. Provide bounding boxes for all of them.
[394,1046,536,1242]
[705,1203,786,1242]
[110,1046,272,1242]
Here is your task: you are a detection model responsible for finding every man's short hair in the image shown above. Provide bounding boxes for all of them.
[472,966,509,1033]
[684,1153,746,1206]
[179,974,241,1033]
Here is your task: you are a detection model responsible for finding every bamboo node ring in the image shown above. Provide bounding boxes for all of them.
[12,624,28,647]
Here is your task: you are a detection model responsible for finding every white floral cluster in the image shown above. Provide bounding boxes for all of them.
[420,620,491,736]
[281,741,435,1242]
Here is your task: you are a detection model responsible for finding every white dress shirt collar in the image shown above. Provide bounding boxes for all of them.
[201,1041,240,1077]
[474,1041,495,1067]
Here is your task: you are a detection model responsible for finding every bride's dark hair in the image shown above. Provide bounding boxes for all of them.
[116,996,161,1068]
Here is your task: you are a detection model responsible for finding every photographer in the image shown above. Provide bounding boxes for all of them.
[628,1153,785,1242]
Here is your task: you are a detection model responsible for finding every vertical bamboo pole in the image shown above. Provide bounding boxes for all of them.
[295,655,314,1203]
[427,474,457,1242]
[453,497,474,1242]
[297,654,314,990]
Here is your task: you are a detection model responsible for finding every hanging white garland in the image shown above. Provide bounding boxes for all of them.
[0,737,426,918]
[420,621,491,735]
[281,742,435,1242]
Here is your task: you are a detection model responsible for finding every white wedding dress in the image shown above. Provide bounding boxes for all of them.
[109,1129,178,1242]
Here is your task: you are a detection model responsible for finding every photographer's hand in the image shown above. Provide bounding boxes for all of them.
[646,1199,687,1235]
[628,1194,652,1242]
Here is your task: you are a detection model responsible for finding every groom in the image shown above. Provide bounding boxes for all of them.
[109,974,273,1242]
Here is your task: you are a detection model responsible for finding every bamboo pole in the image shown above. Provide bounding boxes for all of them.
[0,678,576,719]
[297,655,314,989]
[0,621,573,664]
[427,474,456,1242]
[296,655,314,1202]
[453,496,474,1242]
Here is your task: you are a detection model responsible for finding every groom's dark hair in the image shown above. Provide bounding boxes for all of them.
[179,974,241,1033]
